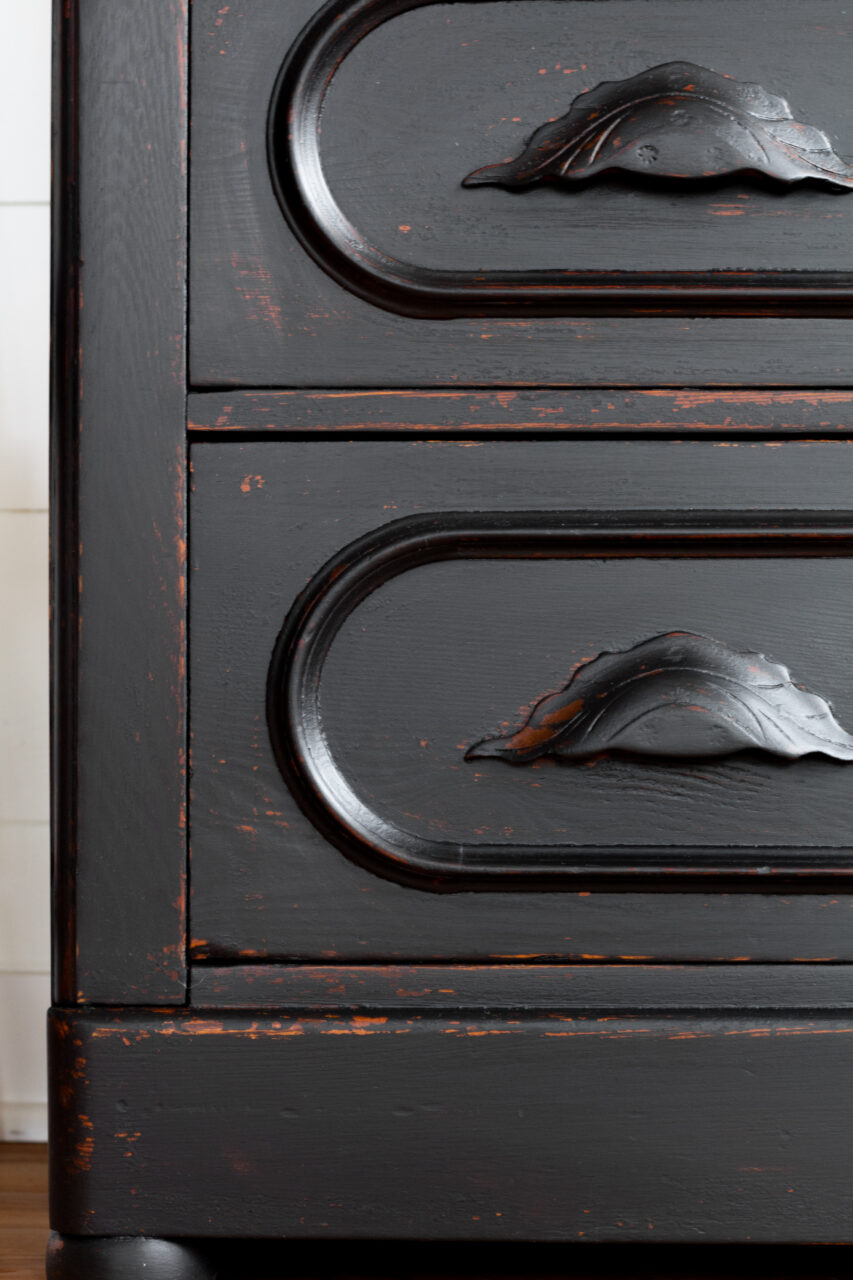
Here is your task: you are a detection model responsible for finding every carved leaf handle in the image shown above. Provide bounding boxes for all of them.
[466,633,853,763]
[463,61,853,192]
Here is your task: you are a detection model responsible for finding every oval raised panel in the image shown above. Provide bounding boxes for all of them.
[266,513,853,885]
[268,0,853,317]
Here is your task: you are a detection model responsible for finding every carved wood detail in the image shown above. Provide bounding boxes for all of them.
[266,512,853,885]
[267,2,853,318]
[464,62,853,192]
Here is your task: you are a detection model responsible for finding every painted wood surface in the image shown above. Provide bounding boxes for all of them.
[189,389,853,436]
[50,1008,853,1241]
[270,516,853,882]
[22,1147,853,1274]
[190,963,853,1011]
[190,439,853,958]
[54,0,853,1258]
[270,4,853,316]
[51,0,188,1003]
[191,0,853,385]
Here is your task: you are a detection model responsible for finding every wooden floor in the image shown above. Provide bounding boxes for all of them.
[0,1144,48,1280]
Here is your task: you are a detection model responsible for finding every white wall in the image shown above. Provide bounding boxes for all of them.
[0,0,53,1142]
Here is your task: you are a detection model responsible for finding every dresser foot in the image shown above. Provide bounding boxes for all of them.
[46,1233,218,1280]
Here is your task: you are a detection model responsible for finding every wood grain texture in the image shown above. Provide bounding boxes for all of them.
[316,1,853,278]
[49,1008,853,1241]
[190,963,853,1011]
[52,0,189,1003]
[55,0,853,1256]
[0,1144,48,1280]
[188,389,853,436]
[269,516,853,882]
[190,439,853,959]
[190,0,853,386]
[8,1147,853,1275]
[270,7,853,316]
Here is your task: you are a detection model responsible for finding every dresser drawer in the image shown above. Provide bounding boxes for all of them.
[190,0,853,388]
[189,437,853,962]
[54,0,853,1255]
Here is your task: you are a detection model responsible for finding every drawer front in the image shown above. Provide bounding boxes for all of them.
[190,0,853,388]
[189,438,853,962]
[51,1007,853,1241]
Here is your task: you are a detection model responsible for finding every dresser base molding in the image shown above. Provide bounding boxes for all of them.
[42,1235,853,1280]
[50,1007,853,1242]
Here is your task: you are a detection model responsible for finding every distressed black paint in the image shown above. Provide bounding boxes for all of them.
[49,1008,853,1242]
[192,0,853,384]
[51,0,188,1004]
[53,0,853,1265]
[265,510,853,884]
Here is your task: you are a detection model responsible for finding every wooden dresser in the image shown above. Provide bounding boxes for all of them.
[49,1,853,1274]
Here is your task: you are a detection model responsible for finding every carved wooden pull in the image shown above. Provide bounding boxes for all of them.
[463,61,853,192]
[466,633,853,763]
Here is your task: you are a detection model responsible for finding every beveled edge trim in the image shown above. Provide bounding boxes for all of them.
[267,0,853,319]
[189,963,853,1009]
[266,510,853,887]
[187,389,853,437]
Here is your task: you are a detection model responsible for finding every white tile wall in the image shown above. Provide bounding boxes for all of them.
[0,0,53,1142]
[0,0,52,204]
[0,208,50,511]
[0,974,50,1141]
[0,512,49,824]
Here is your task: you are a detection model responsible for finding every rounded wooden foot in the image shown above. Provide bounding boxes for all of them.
[46,1233,218,1280]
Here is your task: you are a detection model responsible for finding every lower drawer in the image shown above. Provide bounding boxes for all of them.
[51,1005,853,1240]
[189,439,853,961]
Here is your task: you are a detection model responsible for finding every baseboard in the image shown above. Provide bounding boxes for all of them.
[0,1101,48,1142]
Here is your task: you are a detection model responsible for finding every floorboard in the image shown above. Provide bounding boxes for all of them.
[0,1144,48,1280]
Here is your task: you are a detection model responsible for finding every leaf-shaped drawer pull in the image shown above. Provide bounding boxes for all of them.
[467,633,853,763]
[464,61,853,192]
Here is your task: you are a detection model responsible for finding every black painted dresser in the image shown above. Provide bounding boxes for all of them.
[49,1,853,1274]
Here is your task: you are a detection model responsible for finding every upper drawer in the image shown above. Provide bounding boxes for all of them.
[190,0,853,387]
